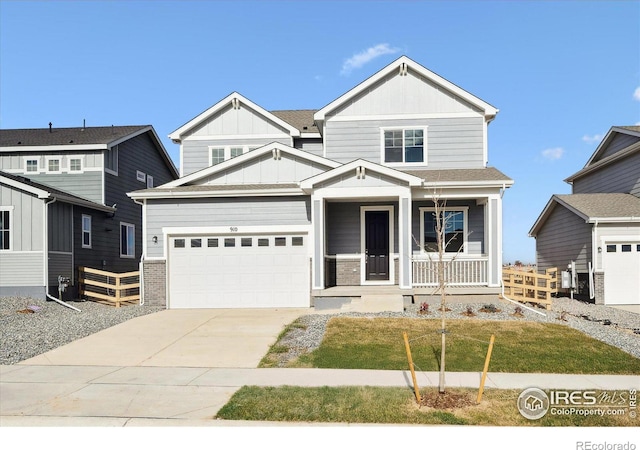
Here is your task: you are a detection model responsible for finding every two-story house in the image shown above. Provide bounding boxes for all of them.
[530,126,640,306]
[0,125,179,299]
[129,56,514,309]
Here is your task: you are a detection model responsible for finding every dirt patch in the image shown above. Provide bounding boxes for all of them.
[419,390,476,410]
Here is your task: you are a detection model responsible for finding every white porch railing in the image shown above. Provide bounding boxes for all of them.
[412,255,488,286]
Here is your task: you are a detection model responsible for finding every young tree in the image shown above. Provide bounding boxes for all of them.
[421,192,467,394]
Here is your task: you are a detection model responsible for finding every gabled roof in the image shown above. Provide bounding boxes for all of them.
[2,125,145,149]
[168,92,302,142]
[160,142,341,188]
[300,159,423,190]
[529,193,640,237]
[567,126,640,183]
[314,55,499,123]
[0,171,116,213]
[0,125,179,178]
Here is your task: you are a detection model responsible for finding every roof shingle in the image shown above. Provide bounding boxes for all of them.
[0,125,150,147]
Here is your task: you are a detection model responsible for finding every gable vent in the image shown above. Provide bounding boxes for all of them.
[399,62,408,76]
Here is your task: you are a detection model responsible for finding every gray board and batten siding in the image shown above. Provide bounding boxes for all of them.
[0,182,45,252]
[145,196,311,258]
[323,117,485,168]
[572,151,640,197]
[193,151,334,186]
[181,137,292,176]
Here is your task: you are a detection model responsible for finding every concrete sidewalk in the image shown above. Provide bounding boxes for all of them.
[2,365,638,426]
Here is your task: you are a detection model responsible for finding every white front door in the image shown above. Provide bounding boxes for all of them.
[168,233,310,309]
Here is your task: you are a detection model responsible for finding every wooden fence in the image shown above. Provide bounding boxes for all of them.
[501,266,559,310]
[79,267,140,307]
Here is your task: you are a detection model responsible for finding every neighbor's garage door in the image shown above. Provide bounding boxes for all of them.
[603,242,640,305]
[168,234,310,309]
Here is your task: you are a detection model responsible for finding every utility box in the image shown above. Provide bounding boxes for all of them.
[561,271,571,289]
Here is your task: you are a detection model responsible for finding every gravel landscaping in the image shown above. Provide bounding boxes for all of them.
[1,294,638,366]
[0,296,163,365]
[274,297,640,366]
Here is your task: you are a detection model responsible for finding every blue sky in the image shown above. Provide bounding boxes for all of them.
[1,1,639,264]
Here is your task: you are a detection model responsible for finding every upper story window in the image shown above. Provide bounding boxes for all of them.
[0,207,12,251]
[25,158,39,173]
[420,207,467,254]
[105,145,118,175]
[69,158,82,172]
[210,146,251,166]
[382,128,426,164]
[211,148,225,166]
[47,158,61,173]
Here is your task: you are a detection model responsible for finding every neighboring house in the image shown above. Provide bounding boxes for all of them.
[530,126,640,306]
[0,125,179,299]
[129,56,514,309]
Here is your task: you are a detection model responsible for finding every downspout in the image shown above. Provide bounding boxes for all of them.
[133,198,145,305]
[44,197,81,312]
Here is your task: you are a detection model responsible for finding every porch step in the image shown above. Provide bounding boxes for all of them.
[312,294,404,313]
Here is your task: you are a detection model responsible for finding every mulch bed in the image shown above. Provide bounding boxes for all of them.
[419,390,476,409]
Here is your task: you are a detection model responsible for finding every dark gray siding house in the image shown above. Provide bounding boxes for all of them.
[530,126,640,306]
[0,125,179,299]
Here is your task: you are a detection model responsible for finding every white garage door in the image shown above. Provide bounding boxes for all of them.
[168,234,310,309]
[603,242,640,305]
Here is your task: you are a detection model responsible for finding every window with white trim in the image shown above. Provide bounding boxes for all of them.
[82,215,92,248]
[120,222,135,258]
[383,128,425,164]
[0,208,12,251]
[211,148,225,166]
[47,158,61,173]
[69,158,82,172]
[209,145,252,166]
[420,207,467,253]
[25,158,39,173]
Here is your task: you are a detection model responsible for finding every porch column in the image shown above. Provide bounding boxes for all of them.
[487,194,502,287]
[399,196,412,289]
[311,195,325,290]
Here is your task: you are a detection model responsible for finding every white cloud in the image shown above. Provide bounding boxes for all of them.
[340,44,401,76]
[541,147,564,161]
[582,133,604,144]
[633,86,640,101]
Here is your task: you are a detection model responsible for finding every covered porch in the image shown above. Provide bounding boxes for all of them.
[302,160,507,296]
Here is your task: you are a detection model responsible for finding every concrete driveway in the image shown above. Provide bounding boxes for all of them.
[20,308,308,368]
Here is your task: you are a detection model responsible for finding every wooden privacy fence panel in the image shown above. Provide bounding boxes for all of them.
[502,267,558,310]
[79,266,140,307]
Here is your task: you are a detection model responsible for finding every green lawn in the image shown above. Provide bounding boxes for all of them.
[261,317,640,374]
[216,386,637,426]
